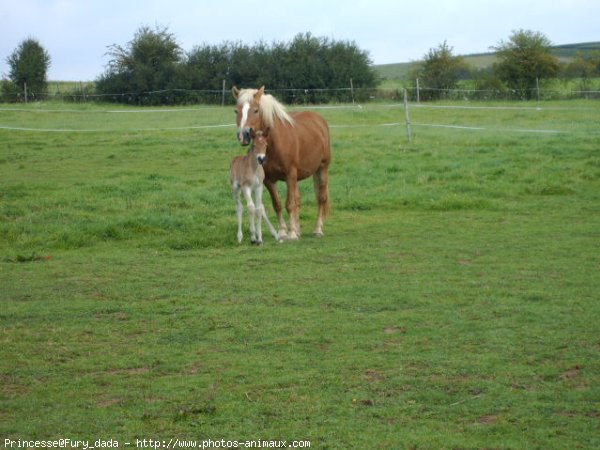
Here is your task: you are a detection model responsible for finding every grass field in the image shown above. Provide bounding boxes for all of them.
[1,100,599,449]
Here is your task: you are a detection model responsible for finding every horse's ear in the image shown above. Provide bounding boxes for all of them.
[263,127,270,138]
[255,86,265,100]
[232,86,240,99]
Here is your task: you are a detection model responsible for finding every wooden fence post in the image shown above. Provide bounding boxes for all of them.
[403,89,412,144]
[416,78,420,103]
[221,79,226,107]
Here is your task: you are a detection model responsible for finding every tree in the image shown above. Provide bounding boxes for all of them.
[326,39,377,102]
[561,50,600,93]
[274,33,377,103]
[6,37,51,100]
[492,30,559,100]
[96,25,184,104]
[566,52,599,77]
[186,43,231,90]
[414,41,468,100]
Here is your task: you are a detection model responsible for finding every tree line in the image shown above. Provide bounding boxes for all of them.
[1,26,377,104]
[2,27,600,104]
[95,27,378,105]
[411,30,600,100]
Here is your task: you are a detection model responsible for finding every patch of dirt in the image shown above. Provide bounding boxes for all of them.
[106,367,150,376]
[478,415,499,425]
[98,397,122,408]
[560,365,583,380]
[365,370,385,383]
[384,326,407,335]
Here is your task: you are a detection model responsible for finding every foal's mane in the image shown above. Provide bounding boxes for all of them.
[237,88,295,128]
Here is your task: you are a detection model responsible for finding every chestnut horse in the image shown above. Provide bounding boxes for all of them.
[232,86,331,240]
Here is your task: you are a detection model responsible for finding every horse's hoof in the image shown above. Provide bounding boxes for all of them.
[313,231,324,238]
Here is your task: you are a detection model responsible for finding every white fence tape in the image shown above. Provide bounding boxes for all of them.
[0,102,595,134]
[411,123,565,134]
[0,124,234,133]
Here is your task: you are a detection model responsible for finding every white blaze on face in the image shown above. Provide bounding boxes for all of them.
[239,102,250,130]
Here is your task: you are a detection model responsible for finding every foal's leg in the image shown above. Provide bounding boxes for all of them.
[265,179,288,239]
[234,187,244,243]
[313,165,330,237]
[253,186,264,245]
[256,184,280,242]
[242,186,257,243]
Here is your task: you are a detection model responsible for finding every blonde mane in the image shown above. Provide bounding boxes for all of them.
[237,88,295,128]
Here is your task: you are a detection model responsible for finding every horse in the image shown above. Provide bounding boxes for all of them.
[230,129,280,245]
[232,86,331,240]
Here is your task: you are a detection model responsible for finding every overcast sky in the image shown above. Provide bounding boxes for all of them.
[1,0,598,81]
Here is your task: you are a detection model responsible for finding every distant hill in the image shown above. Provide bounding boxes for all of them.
[551,41,600,61]
[374,41,600,80]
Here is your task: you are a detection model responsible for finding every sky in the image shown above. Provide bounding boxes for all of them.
[1,0,598,81]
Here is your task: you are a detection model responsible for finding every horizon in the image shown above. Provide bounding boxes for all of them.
[1,0,599,81]
[39,40,599,83]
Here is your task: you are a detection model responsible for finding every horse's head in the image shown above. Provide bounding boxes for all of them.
[250,127,269,165]
[232,86,265,146]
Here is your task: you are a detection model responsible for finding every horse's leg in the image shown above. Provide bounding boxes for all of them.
[234,187,244,243]
[265,179,288,239]
[286,170,301,240]
[313,165,330,237]
[242,186,257,244]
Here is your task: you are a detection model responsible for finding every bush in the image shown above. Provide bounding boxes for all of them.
[1,79,21,102]
[96,27,378,105]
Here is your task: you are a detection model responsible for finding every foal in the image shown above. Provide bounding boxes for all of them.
[230,129,280,245]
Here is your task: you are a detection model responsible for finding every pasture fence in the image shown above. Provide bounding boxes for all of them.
[1,100,598,141]
[2,83,600,105]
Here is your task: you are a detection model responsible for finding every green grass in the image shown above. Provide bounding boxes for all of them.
[1,101,599,449]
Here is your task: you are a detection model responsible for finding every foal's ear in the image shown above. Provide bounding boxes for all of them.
[232,86,240,99]
[263,127,270,138]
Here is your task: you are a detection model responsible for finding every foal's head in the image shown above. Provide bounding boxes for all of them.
[250,128,269,165]
[232,86,265,146]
